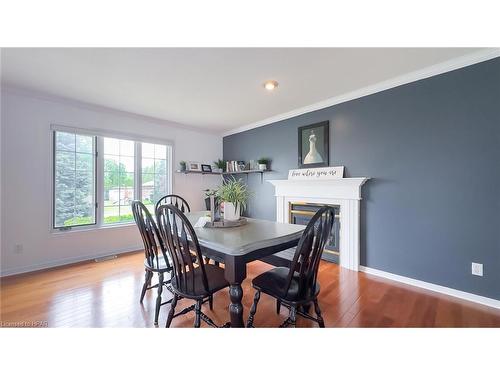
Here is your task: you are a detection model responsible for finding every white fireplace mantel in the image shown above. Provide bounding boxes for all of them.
[268,178,369,200]
[268,177,369,271]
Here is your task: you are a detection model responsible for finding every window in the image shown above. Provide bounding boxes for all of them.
[103,137,135,224]
[52,127,172,230]
[141,142,168,213]
[53,131,97,228]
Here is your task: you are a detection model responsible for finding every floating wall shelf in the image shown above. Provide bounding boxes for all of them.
[175,170,221,175]
[223,169,273,176]
[175,169,273,182]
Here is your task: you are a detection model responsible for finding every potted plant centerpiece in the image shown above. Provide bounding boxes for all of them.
[216,177,251,221]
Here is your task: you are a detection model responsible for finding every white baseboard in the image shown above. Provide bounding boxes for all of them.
[0,245,142,277]
[359,266,500,310]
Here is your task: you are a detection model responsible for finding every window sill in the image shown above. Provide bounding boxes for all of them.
[51,223,136,236]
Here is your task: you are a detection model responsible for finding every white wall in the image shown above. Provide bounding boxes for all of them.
[0,58,3,266]
[0,86,222,275]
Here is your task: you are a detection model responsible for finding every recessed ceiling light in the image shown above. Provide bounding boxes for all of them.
[263,80,279,91]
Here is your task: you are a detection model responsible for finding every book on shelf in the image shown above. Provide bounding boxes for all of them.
[224,160,254,173]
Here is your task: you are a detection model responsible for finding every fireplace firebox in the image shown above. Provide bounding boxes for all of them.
[289,202,340,263]
[262,201,340,267]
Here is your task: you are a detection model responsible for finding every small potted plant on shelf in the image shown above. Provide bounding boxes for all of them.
[257,157,270,171]
[216,177,251,221]
[179,160,187,172]
[213,159,225,173]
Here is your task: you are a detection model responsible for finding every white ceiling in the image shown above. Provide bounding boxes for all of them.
[0,48,491,133]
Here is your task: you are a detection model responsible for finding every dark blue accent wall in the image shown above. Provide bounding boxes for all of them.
[223,57,500,300]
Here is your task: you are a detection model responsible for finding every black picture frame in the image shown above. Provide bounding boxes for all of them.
[201,164,212,173]
[298,121,329,168]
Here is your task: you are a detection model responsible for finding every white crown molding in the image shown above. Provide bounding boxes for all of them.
[223,48,500,137]
[1,84,221,135]
[360,266,500,310]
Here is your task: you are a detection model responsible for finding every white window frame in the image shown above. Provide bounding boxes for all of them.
[50,124,174,233]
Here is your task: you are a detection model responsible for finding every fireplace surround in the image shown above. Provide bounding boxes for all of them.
[268,177,369,271]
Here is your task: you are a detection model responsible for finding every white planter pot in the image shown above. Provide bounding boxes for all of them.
[223,202,240,221]
[258,164,267,171]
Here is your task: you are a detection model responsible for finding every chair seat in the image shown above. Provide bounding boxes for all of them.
[145,251,200,272]
[144,255,171,272]
[252,266,320,303]
[171,264,229,298]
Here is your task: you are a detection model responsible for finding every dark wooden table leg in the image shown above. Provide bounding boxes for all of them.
[224,257,246,328]
[229,283,244,327]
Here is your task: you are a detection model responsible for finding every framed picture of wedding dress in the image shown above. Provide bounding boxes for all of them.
[297,121,329,168]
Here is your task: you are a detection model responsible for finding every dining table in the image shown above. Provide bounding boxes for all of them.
[185,211,305,328]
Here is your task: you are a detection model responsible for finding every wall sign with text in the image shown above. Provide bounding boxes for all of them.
[288,166,345,180]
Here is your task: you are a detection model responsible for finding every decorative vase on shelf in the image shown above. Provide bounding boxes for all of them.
[258,163,267,171]
[223,202,240,221]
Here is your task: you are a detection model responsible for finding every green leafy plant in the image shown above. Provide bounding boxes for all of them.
[213,159,226,171]
[216,177,252,213]
[257,157,270,165]
[179,160,187,171]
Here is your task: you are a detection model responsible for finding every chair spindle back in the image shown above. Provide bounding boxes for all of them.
[156,204,209,296]
[155,194,190,215]
[131,200,169,270]
[285,206,336,298]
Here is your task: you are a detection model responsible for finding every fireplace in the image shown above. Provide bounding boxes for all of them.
[289,202,340,263]
[268,176,369,271]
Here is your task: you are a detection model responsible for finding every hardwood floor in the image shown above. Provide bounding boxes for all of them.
[1,251,499,327]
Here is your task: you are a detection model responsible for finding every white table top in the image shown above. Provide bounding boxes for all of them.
[185,211,305,256]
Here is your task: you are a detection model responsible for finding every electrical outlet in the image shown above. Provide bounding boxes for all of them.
[14,244,24,254]
[471,262,483,276]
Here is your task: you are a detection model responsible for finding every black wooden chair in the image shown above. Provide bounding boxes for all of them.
[155,194,190,214]
[156,204,229,328]
[246,206,336,328]
[156,194,219,267]
[132,200,173,326]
